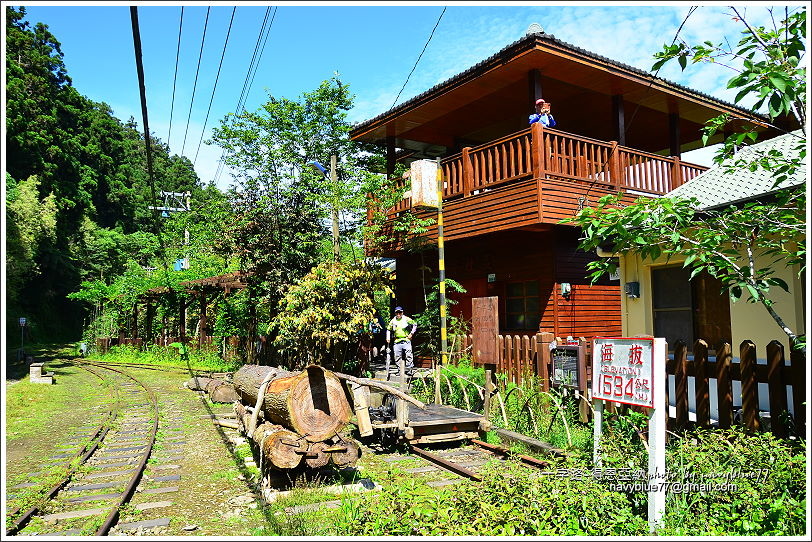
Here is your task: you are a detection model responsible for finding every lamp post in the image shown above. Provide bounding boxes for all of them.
[309,157,341,263]
[435,157,446,405]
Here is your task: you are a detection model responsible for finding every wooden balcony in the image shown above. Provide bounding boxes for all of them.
[381,123,707,246]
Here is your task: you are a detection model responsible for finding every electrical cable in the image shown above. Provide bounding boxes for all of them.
[390,6,446,110]
[167,6,183,147]
[244,6,278,108]
[212,6,274,186]
[192,6,237,167]
[180,6,211,157]
[211,7,271,185]
[130,7,173,287]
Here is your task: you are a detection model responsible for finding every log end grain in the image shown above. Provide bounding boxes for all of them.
[304,441,331,469]
[210,384,239,403]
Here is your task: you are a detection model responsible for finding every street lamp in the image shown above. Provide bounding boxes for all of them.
[309,156,341,263]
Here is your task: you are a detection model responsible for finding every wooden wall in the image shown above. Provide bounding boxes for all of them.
[392,225,621,339]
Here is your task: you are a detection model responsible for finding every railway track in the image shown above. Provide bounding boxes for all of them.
[379,438,551,486]
[5,362,174,536]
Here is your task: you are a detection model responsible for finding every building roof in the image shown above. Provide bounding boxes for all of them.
[666,130,807,210]
[352,29,766,135]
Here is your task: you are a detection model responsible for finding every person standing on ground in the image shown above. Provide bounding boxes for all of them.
[386,306,417,377]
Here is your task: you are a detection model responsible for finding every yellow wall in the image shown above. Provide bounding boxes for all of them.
[618,252,805,354]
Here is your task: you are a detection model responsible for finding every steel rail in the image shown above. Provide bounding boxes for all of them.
[409,445,483,482]
[470,438,551,469]
[81,362,160,536]
[5,364,118,535]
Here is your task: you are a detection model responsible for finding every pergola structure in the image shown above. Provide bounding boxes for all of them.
[126,271,253,349]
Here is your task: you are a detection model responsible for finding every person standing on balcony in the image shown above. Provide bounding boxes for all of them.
[386,306,417,378]
[529,98,556,127]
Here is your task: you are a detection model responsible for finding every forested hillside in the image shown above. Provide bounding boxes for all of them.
[5,6,224,342]
[5,6,398,358]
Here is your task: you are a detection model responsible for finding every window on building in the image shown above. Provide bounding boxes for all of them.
[652,266,731,350]
[505,280,540,330]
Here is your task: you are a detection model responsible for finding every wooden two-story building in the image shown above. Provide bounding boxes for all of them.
[351,27,775,338]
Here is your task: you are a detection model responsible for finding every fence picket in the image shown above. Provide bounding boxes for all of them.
[694,339,710,427]
[766,340,788,437]
[674,340,689,430]
[739,340,760,431]
[790,348,806,435]
[716,342,733,429]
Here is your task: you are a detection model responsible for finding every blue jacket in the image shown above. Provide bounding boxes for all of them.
[529,113,556,127]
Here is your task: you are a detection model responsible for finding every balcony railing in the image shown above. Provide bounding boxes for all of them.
[389,124,707,213]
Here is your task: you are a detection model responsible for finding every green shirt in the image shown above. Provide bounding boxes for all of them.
[387,316,416,342]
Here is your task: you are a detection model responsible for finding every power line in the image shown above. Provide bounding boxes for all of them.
[130,6,172,282]
[212,7,275,187]
[244,6,278,108]
[192,6,236,167]
[211,7,271,186]
[166,6,183,147]
[180,6,211,157]
[390,7,446,110]
[234,7,272,114]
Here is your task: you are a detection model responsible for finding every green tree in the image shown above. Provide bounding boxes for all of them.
[5,174,58,307]
[270,261,393,370]
[568,8,806,349]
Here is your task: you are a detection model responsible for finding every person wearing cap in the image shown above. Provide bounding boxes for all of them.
[386,306,417,377]
[529,98,556,127]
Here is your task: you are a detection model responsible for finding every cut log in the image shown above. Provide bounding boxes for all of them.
[252,422,304,469]
[205,379,224,395]
[210,383,239,403]
[234,365,352,442]
[186,376,219,391]
[328,437,361,468]
[304,441,331,469]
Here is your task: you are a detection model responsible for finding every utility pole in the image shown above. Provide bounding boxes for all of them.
[149,191,191,269]
[330,155,340,263]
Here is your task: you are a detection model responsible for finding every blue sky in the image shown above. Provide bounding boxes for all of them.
[12,2,804,190]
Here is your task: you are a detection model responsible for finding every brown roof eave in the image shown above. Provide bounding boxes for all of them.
[350,32,769,142]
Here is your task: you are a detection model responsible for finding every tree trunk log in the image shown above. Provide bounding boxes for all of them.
[328,437,361,468]
[304,441,331,469]
[252,422,304,469]
[234,365,352,442]
[210,383,239,403]
[186,376,219,391]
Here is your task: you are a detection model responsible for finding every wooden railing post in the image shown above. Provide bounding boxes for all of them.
[739,340,760,431]
[766,340,788,437]
[670,155,682,190]
[531,121,545,179]
[608,141,622,191]
[461,146,474,196]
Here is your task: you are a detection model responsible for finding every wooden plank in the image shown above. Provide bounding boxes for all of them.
[766,340,788,437]
[716,342,733,428]
[693,339,710,427]
[739,340,760,431]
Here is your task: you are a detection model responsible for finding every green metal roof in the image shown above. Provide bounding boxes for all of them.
[667,131,807,210]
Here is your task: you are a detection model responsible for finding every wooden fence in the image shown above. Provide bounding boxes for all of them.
[457,334,806,437]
